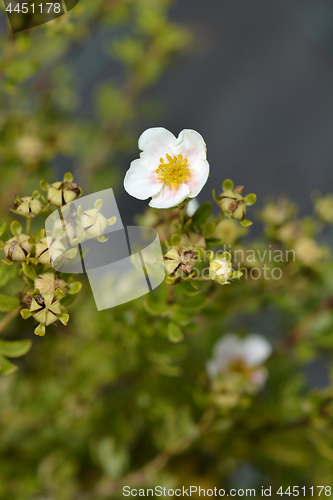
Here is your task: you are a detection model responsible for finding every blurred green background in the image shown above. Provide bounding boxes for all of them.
[1,1,333,499]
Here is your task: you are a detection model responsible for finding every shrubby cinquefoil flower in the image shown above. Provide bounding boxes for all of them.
[207,334,272,389]
[124,128,210,209]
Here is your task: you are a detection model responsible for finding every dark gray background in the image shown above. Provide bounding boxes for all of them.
[114,0,333,224]
[59,0,333,224]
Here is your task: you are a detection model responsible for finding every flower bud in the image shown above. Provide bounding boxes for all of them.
[35,237,66,265]
[30,293,62,327]
[48,181,81,207]
[164,247,197,277]
[4,234,33,262]
[81,208,108,238]
[34,272,67,295]
[315,195,333,224]
[12,196,43,218]
[294,238,324,266]
[209,258,233,285]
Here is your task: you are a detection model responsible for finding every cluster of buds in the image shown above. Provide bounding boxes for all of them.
[259,198,298,228]
[0,173,83,336]
[215,179,256,227]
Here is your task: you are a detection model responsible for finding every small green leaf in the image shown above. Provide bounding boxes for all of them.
[240,219,253,227]
[108,216,117,226]
[22,262,37,281]
[167,322,184,343]
[32,190,41,199]
[40,179,49,191]
[63,172,73,183]
[231,271,243,279]
[244,193,257,206]
[0,339,32,358]
[0,294,20,312]
[59,314,69,326]
[94,199,103,210]
[10,221,22,236]
[20,309,32,320]
[0,222,6,238]
[183,219,193,233]
[34,324,46,337]
[203,221,216,238]
[67,282,82,295]
[170,234,181,247]
[192,202,213,227]
[223,179,234,191]
[205,238,223,249]
[0,355,18,375]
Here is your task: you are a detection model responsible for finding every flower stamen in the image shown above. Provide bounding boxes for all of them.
[156,154,190,188]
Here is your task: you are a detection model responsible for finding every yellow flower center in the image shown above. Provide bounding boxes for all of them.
[156,154,190,188]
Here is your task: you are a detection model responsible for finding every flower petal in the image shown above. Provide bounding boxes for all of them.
[242,334,272,366]
[213,334,243,363]
[172,129,207,165]
[149,183,190,209]
[139,127,177,165]
[185,158,210,198]
[124,159,163,200]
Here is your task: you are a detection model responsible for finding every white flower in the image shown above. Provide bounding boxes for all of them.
[124,128,210,209]
[186,198,200,217]
[206,334,272,388]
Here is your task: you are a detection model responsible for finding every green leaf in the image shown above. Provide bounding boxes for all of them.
[94,199,103,210]
[20,309,32,320]
[231,271,243,279]
[108,216,117,226]
[0,222,6,238]
[32,190,40,199]
[223,179,234,191]
[191,202,213,227]
[0,262,17,288]
[22,262,37,281]
[244,193,257,206]
[205,238,223,249]
[0,339,32,358]
[203,221,216,238]
[10,221,22,236]
[179,280,200,296]
[240,219,253,227]
[67,282,83,295]
[40,179,49,191]
[183,218,193,233]
[63,172,73,183]
[34,324,46,337]
[0,294,20,312]
[170,234,181,247]
[0,355,18,375]
[167,322,184,343]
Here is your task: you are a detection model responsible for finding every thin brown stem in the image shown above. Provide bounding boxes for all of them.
[0,308,20,336]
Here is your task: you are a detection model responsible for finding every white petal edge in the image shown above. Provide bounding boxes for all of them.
[149,183,190,209]
[185,158,210,198]
[172,129,207,165]
[213,334,243,363]
[138,127,177,167]
[242,334,272,366]
[124,159,163,200]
